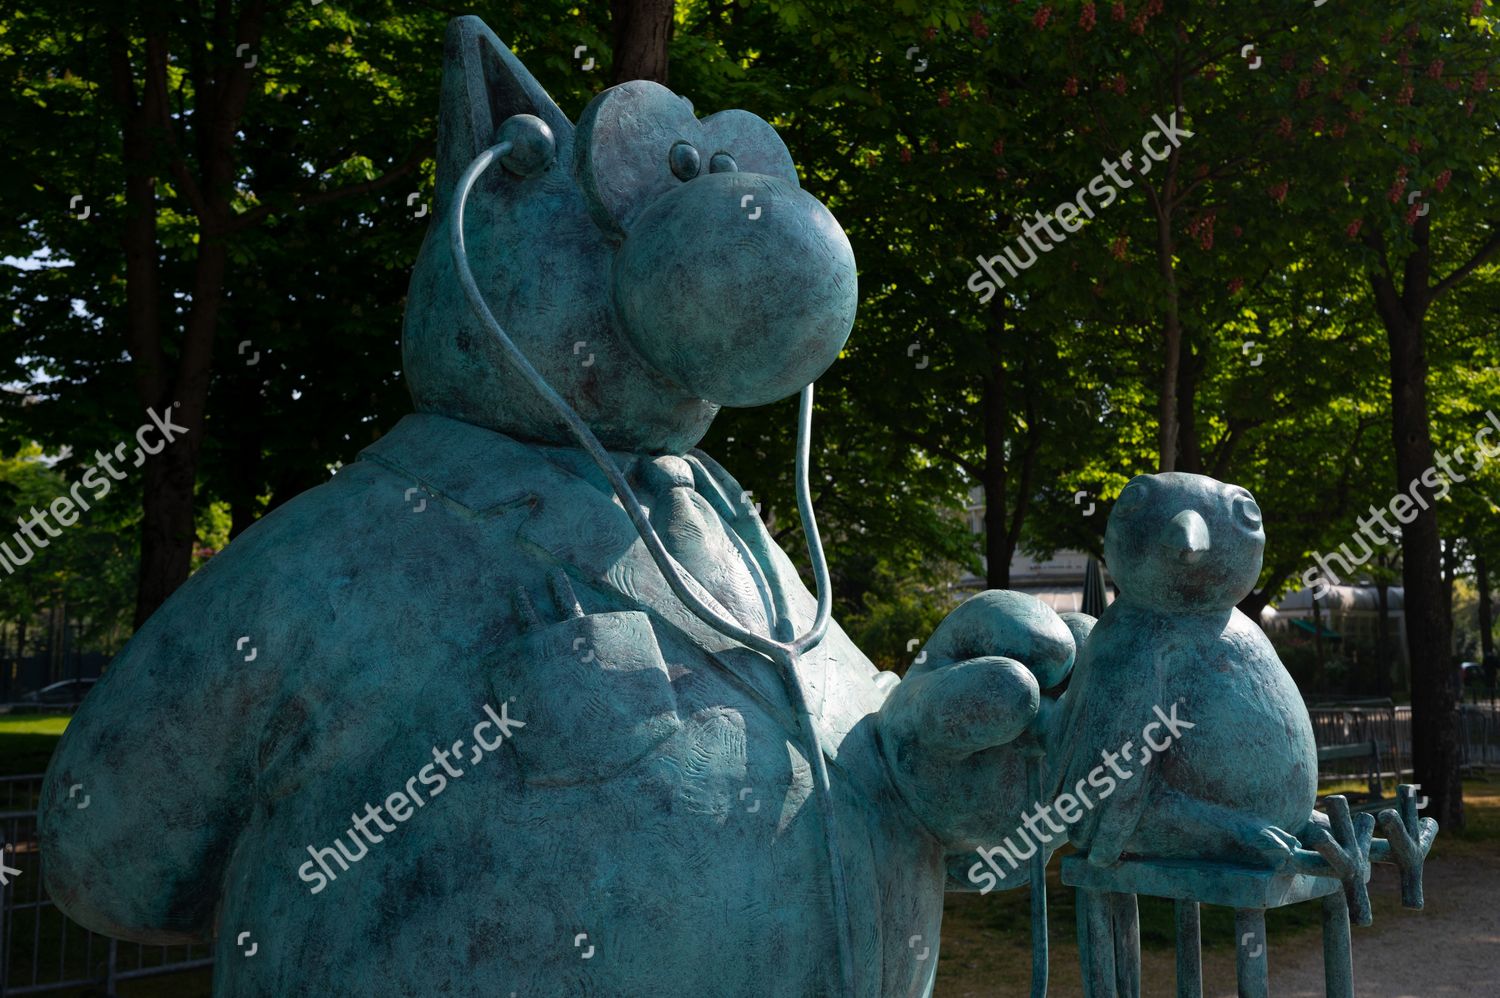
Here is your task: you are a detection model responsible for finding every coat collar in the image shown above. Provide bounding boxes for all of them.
[357,413,821,728]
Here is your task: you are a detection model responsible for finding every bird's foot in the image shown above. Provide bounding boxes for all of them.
[1252,825,1303,872]
[1372,784,1439,910]
[1300,796,1375,925]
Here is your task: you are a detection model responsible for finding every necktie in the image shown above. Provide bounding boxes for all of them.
[635,454,771,635]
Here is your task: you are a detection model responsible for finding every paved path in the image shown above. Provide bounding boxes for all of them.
[1239,853,1500,998]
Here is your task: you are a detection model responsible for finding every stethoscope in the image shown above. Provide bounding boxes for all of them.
[451,142,860,997]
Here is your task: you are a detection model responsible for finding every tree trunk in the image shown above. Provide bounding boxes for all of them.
[1482,556,1497,708]
[1376,579,1393,698]
[1175,336,1204,474]
[1311,591,1325,691]
[226,399,267,540]
[12,619,26,698]
[1362,213,1465,830]
[1156,209,1182,473]
[134,444,201,625]
[130,208,223,626]
[981,326,1011,590]
[1479,556,1494,657]
[1441,539,1458,624]
[611,0,674,85]
[47,598,63,684]
[112,32,166,414]
[111,28,173,627]
[1385,308,1463,830]
[1,623,12,702]
[122,6,264,626]
[977,298,1041,591]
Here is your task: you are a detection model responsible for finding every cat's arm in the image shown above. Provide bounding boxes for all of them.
[38,544,283,943]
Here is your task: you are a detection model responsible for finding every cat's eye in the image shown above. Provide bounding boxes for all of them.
[1113,480,1148,515]
[1234,494,1263,528]
[669,141,701,180]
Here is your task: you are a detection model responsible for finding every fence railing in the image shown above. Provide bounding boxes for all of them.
[1309,702,1500,783]
[1308,703,1410,786]
[0,775,213,997]
[1457,702,1500,768]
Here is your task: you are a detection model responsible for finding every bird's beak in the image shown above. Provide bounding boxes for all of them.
[1161,509,1211,564]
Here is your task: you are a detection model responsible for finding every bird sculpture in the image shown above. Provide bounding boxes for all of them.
[1046,472,1320,869]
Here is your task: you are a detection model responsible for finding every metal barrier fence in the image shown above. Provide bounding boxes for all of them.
[1458,703,1500,768]
[1308,704,1410,785]
[1309,702,1500,781]
[0,775,213,997]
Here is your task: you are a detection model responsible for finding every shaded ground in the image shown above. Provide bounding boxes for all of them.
[1259,852,1500,998]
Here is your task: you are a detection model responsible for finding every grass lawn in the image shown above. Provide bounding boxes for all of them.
[0,711,70,777]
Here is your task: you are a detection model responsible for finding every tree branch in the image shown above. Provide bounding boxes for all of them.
[895,428,984,480]
[226,145,429,233]
[1431,223,1500,299]
[145,38,213,222]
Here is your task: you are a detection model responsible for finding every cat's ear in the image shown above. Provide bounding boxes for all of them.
[435,16,574,212]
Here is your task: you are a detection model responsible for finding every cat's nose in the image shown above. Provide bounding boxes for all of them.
[611,171,856,408]
[1162,509,1211,564]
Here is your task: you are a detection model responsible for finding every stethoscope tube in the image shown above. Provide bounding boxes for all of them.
[450,142,857,997]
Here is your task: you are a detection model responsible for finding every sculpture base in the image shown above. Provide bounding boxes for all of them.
[1060,855,1357,998]
[1060,854,1346,910]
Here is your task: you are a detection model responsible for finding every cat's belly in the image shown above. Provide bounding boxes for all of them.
[211,693,945,998]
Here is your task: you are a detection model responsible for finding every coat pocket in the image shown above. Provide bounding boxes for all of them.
[491,610,682,786]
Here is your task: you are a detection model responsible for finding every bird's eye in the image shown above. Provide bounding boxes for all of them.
[1234,494,1263,529]
[709,151,739,173]
[669,141,701,180]
[1113,480,1148,516]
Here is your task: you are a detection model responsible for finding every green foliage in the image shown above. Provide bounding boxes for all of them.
[1,0,1497,649]
[678,0,1500,624]
[840,558,965,673]
[1453,577,1499,660]
[0,445,136,650]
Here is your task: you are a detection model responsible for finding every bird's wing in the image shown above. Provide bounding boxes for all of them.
[1047,612,1165,864]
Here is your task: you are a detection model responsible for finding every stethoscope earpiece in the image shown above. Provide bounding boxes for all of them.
[495,114,556,178]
